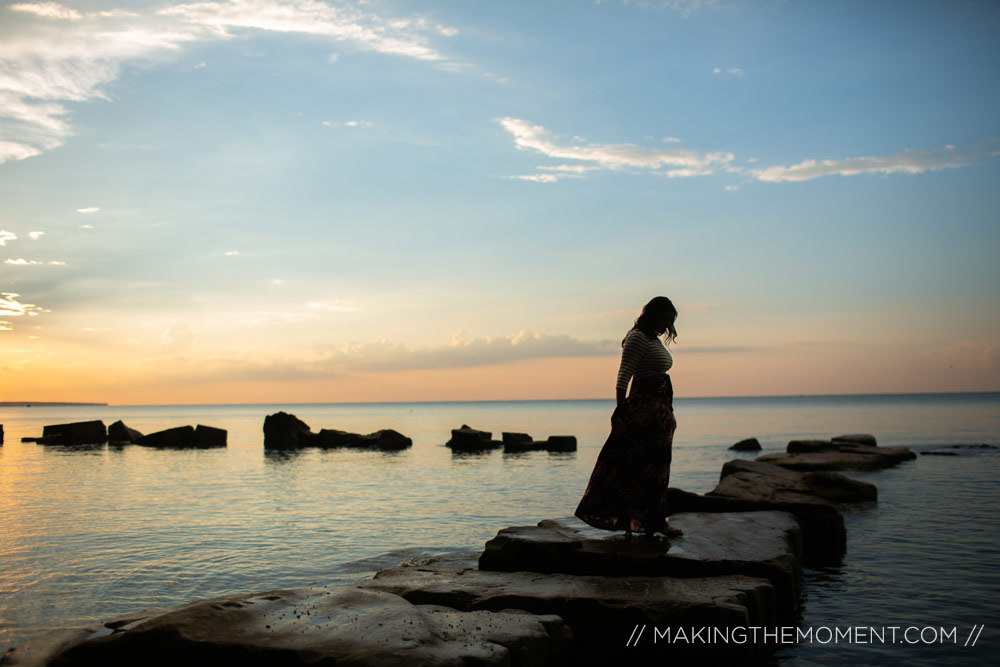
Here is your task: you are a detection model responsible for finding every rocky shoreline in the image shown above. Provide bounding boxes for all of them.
[2,433,920,665]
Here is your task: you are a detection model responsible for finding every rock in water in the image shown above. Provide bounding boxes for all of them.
[730,438,762,451]
[194,425,227,448]
[39,421,107,445]
[137,426,197,448]
[108,421,143,444]
[478,513,802,618]
[262,412,314,450]
[446,425,502,451]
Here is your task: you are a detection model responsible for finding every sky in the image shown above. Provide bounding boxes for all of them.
[1,0,998,405]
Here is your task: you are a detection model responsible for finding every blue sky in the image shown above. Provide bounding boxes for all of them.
[1,0,998,403]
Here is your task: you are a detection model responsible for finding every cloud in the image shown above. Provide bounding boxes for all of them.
[28,231,44,239]
[598,0,716,16]
[1,1,455,162]
[0,230,16,245]
[314,329,618,373]
[160,0,447,61]
[76,207,101,213]
[5,258,41,265]
[498,117,733,182]
[0,292,49,319]
[712,67,744,76]
[10,2,83,20]
[752,143,998,183]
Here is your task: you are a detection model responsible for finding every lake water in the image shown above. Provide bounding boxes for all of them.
[1,393,998,665]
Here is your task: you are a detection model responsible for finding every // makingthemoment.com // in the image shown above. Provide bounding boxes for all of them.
[624,625,985,647]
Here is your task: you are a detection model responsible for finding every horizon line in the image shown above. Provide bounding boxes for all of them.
[4,389,997,409]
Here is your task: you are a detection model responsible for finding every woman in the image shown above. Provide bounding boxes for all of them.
[575,296,681,539]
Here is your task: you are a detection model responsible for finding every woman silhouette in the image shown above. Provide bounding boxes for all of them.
[575,296,682,539]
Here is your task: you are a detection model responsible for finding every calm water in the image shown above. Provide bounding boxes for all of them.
[1,393,998,665]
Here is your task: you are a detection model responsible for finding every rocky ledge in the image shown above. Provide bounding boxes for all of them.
[478,512,801,618]
[1,587,570,667]
[755,433,916,471]
[361,567,775,662]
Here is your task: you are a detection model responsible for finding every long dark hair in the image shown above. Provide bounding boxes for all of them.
[623,296,678,346]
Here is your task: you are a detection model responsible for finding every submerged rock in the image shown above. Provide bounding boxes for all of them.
[38,421,107,446]
[362,566,776,662]
[3,586,568,667]
[478,513,801,617]
[920,444,998,456]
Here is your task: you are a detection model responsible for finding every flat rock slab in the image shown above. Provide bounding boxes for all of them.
[478,513,801,616]
[757,445,916,471]
[714,459,876,505]
[2,586,569,667]
[361,566,776,661]
[666,489,845,567]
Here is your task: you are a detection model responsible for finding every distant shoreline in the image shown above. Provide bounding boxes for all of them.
[0,402,108,407]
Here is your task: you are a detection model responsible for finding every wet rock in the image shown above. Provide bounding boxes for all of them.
[38,421,107,446]
[135,425,226,449]
[478,513,801,617]
[730,438,761,451]
[545,436,576,452]
[786,439,837,453]
[447,425,502,452]
[108,421,143,444]
[832,434,877,447]
[715,459,876,505]
[362,566,776,662]
[262,412,315,450]
[194,425,228,448]
[3,586,569,667]
[757,444,915,471]
[503,433,578,453]
[314,428,412,450]
[137,426,196,448]
[665,488,845,567]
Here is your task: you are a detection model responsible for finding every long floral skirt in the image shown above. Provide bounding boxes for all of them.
[575,374,675,533]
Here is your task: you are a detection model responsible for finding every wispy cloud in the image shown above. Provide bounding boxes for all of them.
[713,67,744,76]
[315,329,618,373]
[1,0,455,163]
[76,207,101,213]
[0,230,17,245]
[752,143,998,183]
[28,231,44,239]
[498,117,733,182]
[597,0,716,16]
[0,292,49,319]
[500,119,997,185]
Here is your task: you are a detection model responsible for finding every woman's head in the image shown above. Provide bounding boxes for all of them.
[631,296,678,344]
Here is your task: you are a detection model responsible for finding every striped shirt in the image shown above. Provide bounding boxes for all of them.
[615,329,673,393]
